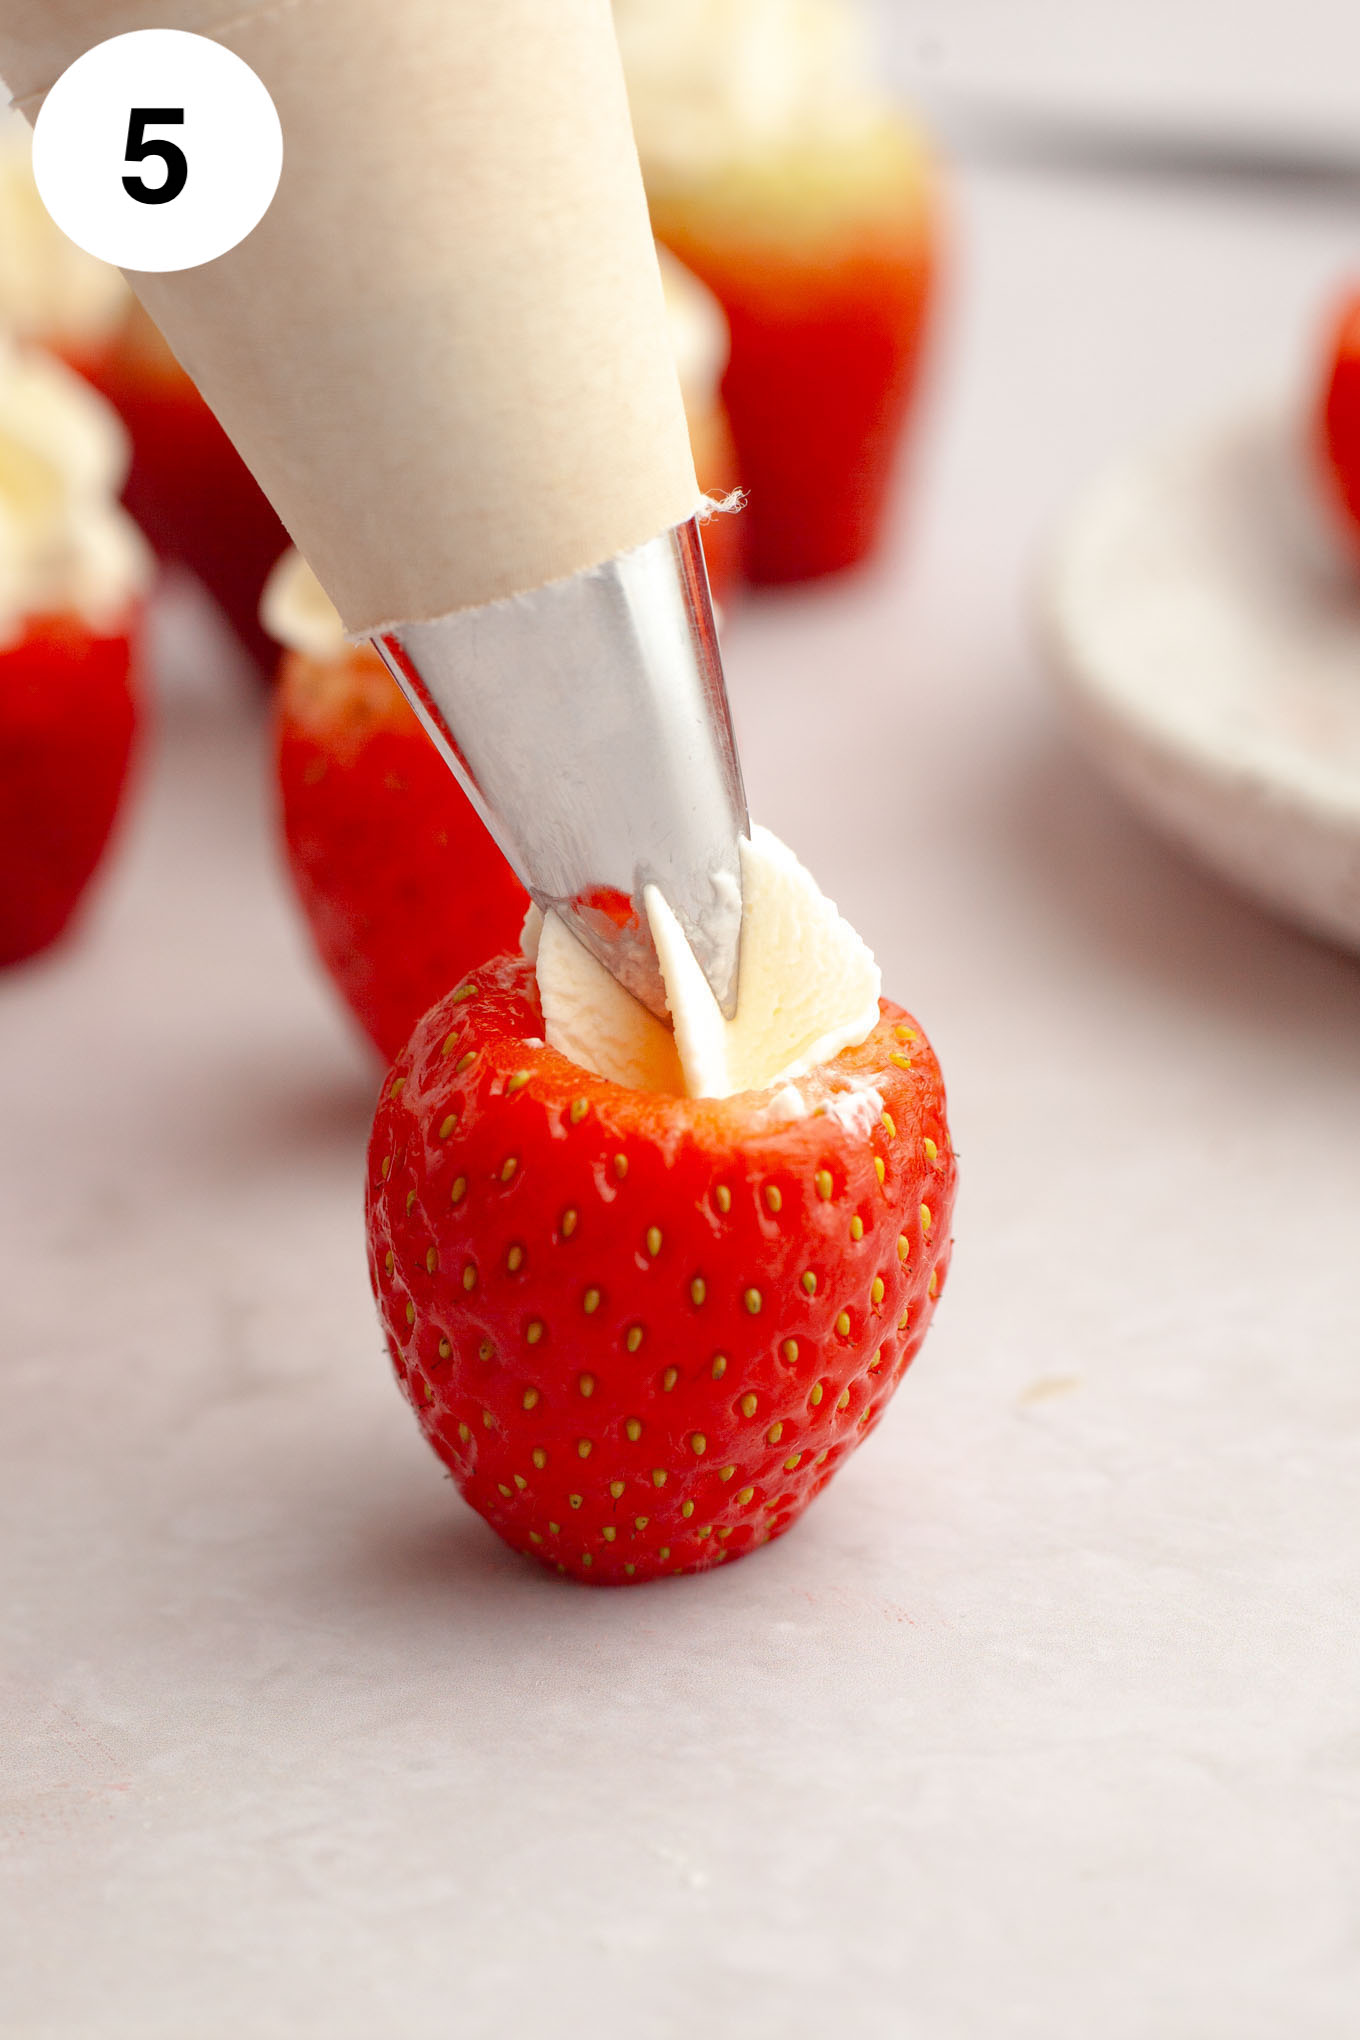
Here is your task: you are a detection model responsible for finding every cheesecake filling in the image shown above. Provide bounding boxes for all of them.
[0,340,150,647]
[655,246,728,411]
[260,546,350,660]
[532,825,881,1101]
[0,111,130,352]
[612,0,882,182]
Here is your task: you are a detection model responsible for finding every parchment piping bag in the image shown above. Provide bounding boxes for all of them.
[3,0,748,1016]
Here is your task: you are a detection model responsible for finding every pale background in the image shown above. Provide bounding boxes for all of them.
[874,0,1360,167]
[3,8,1359,2035]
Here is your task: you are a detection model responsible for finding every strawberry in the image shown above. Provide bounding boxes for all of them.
[1319,289,1360,555]
[0,610,140,965]
[366,953,956,1584]
[273,641,529,1061]
[649,120,936,586]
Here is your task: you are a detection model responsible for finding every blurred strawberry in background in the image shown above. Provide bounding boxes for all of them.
[616,0,938,585]
[0,112,285,673]
[1319,289,1360,558]
[262,551,530,1061]
[0,344,151,964]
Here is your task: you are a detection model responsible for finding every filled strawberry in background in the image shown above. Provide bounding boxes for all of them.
[0,107,285,671]
[616,0,938,584]
[0,339,150,964]
[3,0,1359,2034]
[262,548,531,1063]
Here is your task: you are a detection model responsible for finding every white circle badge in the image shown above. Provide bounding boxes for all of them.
[32,30,282,273]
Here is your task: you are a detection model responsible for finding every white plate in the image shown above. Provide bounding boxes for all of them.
[1041,403,1360,955]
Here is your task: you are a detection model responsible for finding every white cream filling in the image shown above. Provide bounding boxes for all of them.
[656,246,728,409]
[534,825,880,1101]
[612,0,881,181]
[0,111,130,351]
[260,546,348,660]
[0,340,150,646]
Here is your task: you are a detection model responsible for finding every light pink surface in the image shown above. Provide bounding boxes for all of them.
[2,159,1358,2036]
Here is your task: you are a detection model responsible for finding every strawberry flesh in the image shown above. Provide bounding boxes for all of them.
[0,612,138,966]
[1320,290,1360,555]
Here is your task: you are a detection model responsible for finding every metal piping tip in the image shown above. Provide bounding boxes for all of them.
[373,516,748,1021]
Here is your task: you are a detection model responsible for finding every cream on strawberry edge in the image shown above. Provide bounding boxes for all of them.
[525,826,882,1106]
[612,0,882,183]
[0,340,150,648]
[0,112,130,355]
[655,245,728,414]
[260,545,349,661]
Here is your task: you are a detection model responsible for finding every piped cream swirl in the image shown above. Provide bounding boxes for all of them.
[613,0,881,182]
[0,111,130,353]
[0,341,150,646]
[530,827,881,1101]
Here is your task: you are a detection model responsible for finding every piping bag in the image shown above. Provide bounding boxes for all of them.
[2,0,749,1019]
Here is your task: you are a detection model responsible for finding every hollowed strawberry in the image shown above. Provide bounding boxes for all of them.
[273,643,529,1061]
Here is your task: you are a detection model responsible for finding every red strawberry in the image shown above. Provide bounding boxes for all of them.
[1320,289,1360,555]
[0,610,141,966]
[273,642,529,1061]
[366,953,956,1584]
[649,120,936,586]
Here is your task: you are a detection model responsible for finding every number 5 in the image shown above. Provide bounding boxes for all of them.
[123,108,187,205]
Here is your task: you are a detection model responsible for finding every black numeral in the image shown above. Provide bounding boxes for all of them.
[122,108,187,206]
